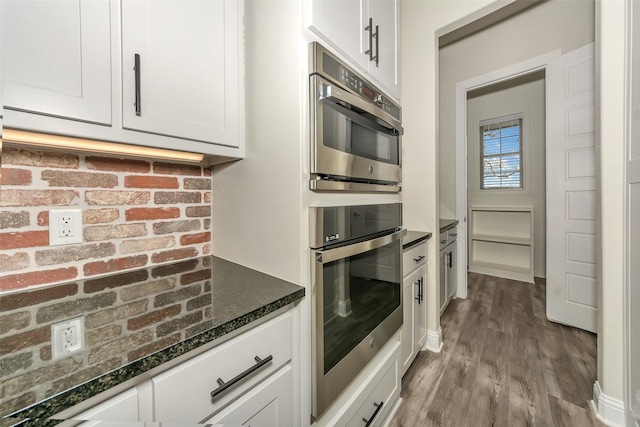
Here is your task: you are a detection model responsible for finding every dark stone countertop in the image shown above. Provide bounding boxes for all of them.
[403,230,432,250]
[439,218,459,233]
[5,256,305,426]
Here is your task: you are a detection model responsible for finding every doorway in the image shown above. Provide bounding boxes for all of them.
[437,0,596,332]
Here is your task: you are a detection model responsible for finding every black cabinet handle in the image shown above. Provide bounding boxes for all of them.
[413,255,426,263]
[414,279,421,304]
[210,355,273,399]
[134,54,141,116]
[420,277,424,302]
[363,401,384,426]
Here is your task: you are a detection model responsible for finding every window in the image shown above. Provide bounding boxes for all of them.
[480,114,523,189]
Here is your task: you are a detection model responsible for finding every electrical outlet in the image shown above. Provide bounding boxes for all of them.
[51,317,84,359]
[49,209,83,245]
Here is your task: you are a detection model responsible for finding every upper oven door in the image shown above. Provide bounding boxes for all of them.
[310,75,402,185]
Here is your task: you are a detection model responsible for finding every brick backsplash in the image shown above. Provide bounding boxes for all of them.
[0,147,213,292]
[0,257,213,417]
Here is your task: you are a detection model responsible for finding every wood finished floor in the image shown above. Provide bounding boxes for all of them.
[390,273,603,427]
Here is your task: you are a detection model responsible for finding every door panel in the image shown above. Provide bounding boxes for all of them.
[546,43,597,333]
[1,0,111,124]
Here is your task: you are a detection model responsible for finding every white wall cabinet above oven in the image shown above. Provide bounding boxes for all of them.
[0,0,244,163]
[307,0,399,99]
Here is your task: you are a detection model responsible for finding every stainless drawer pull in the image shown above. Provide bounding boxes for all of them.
[211,355,273,399]
[413,255,426,263]
[364,17,374,62]
[363,401,384,426]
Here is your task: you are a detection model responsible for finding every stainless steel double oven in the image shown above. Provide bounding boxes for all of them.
[310,203,405,419]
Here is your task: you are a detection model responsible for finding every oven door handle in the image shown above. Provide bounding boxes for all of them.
[322,83,403,134]
[314,228,407,264]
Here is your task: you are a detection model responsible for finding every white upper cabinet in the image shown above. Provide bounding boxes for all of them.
[308,0,399,99]
[1,0,244,161]
[121,0,240,147]
[364,0,398,96]
[1,0,112,124]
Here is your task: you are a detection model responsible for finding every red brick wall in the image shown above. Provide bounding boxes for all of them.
[0,148,212,292]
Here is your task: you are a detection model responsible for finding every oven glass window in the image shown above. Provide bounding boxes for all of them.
[322,239,401,374]
[322,100,399,165]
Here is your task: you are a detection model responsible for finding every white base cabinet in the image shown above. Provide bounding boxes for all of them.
[74,388,139,426]
[401,241,428,376]
[208,366,293,426]
[152,312,293,423]
[439,229,457,315]
[59,311,294,426]
[316,339,401,427]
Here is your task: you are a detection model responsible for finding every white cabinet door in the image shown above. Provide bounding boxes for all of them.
[439,250,447,314]
[209,366,293,427]
[400,272,417,376]
[308,1,368,71]
[121,0,241,146]
[365,0,399,97]
[414,264,428,350]
[1,0,111,124]
[307,0,399,99]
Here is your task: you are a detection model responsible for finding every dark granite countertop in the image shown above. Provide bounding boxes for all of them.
[439,218,459,233]
[403,230,432,250]
[4,256,305,426]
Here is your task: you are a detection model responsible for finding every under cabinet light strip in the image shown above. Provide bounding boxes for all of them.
[2,129,205,163]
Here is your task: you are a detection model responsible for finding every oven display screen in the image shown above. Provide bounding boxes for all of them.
[362,85,375,101]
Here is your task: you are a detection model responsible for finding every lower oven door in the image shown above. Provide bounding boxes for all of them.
[311,228,405,419]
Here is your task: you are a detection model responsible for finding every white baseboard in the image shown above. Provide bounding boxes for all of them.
[424,327,443,353]
[592,380,626,426]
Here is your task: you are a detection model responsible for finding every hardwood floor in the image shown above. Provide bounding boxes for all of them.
[390,273,603,427]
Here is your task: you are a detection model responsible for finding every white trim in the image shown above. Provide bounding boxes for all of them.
[454,49,561,304]
[593,380,627,426]
[424,327,443,353]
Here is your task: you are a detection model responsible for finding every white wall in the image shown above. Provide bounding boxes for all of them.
[400,0,497,348]
[438,0,595,219]
[211,1,304,284]
[467,72,546,277]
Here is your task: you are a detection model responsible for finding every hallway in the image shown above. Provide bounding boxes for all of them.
[390,273,603,427]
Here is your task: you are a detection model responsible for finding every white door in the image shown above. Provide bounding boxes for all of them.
[546,43,597,333]
[121,0,240,146]
[1,0,111,124]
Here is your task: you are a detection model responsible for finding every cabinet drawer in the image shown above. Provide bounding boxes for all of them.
[403,242,427,275]
[208,366,293,426]
[75,388,139,426]
[343,343,400,427]
[153,312,292,423]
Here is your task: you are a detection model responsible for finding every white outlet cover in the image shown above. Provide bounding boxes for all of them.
[52,316,84,359]
[49,209,83,245]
